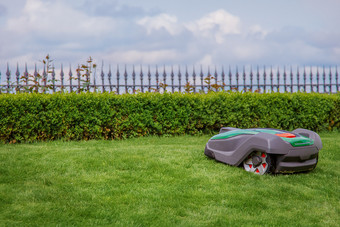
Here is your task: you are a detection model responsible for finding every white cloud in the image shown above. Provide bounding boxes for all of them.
[197,54,213,66]
[186,9,241,44]
[6,0,116,39]
[248,25,268,39]
[103,49,179,64]
[137,13,182,36]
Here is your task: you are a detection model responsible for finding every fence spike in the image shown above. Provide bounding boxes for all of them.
[235,66,239,91]
[185,65,189,85]
[228,65,232,91]
[309,66,313,93]
[322,65,326,93]
[178,65,182,92]
[107,65,112,93]
[263,65,267,92]
[192,65,196,93]
[101,62,105,93]
[169,66,174,92]
[316,67,320,93]
[276,66,280,92]
[336,66,339,92]
[242,66,246,91]
[61,64,64,91]
[132,65,136,94]
[329,66,332,94]
[221,66,225,91]
[214,66,218,88]
[283,66,287,92]
[256,65,260,92]
[155,65,159,91]
[303,66,306,91]
[270,66,274,92]
[140,65,144,93]
[16,63,20,92]
[69,64,73,93]
[52,65,56,93]
[42,64,47,91]
[6,63,11,92]
[124,65,128,94]
[200,65,204,91]
[249,66,253,92]
[148,65,151,92]
[164,65,168,87]
[116,64,120,94]
[24,63,28,86]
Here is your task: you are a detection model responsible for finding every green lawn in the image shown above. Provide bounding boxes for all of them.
[0,133,339,226]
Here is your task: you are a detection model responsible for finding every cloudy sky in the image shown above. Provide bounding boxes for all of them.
[0,0,340,69]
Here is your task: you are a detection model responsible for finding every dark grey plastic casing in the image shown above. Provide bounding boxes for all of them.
[204,127,321,173]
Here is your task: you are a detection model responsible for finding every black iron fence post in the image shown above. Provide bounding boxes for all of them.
[43,66,47,93]
[6,64,10,93]
[61,64,64,93]
[276,67,280,92]
[214,67,218,90]
[116,65,120,94]
[140,66,144,93]
[263,66,267,92]
[290,67,293,93]
[270,66,274,92]
[256,66,260,92]
[155,66,159,92]
[315,67,318,93]
[336,67,339,92]
[77,65,81,93]
[132,66,136,94]
[34,64,38,93]
[24,64,28,88]
[297,67,300,92]
[249,66,253,91]
[229,66,232,91]
[283,66,287,93]
[185,66,189,92]
[192,66,196,93]
[200,66,204,92]
[322,66,326,93]
[235,66,239,91]
[178,67,181,93]
[101,64,105,93]
[148,66,151,92]
[124,66,128,94]
[329,67,332,94]
[108,66,112,93]
[207,66,211,91]
[242,66,246,91]
[221,67,225,91]
[69,66,73,93]
[169,66,173,93]
[309,66,313,92]
[16,64,20,93]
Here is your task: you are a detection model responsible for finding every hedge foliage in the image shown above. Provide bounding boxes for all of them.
[0,92,339,143]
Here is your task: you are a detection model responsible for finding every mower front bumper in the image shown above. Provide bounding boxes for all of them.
[274,146,319,173]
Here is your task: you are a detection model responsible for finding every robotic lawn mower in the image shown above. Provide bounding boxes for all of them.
[205,127,322,175]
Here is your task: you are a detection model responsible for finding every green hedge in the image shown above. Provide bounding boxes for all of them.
[0,92,339,143]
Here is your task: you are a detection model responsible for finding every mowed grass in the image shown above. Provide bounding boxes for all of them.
[0,133,339,226]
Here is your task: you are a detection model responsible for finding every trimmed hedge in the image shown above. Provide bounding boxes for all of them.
[0,92,339,143]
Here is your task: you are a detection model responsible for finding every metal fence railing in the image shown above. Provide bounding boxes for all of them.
[0,64,339,94]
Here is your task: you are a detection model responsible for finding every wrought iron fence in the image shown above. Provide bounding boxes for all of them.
[0,64,339,94]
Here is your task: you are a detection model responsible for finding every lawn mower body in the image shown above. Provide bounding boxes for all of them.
[205,127,322,174]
